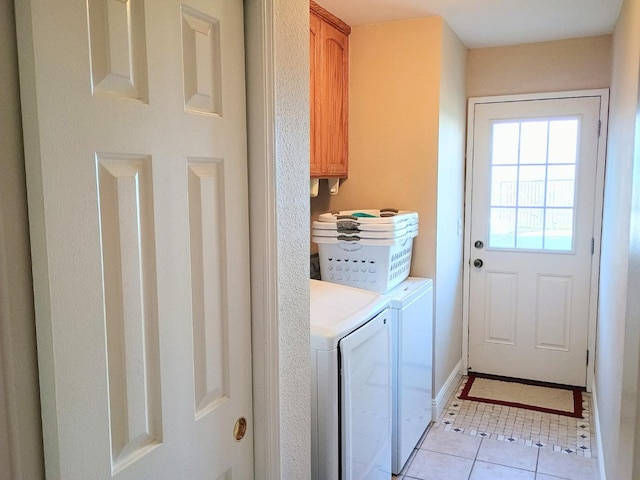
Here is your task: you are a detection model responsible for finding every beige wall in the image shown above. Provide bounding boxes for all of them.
[435,22,467,402]
[467,35,612,98]
[311,16,444,279]
[595,0,640,478]
[0,0,44,478]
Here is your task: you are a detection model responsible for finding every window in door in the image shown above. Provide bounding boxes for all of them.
[489,118,579,252]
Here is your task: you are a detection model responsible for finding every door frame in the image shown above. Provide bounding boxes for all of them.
[462,89,609,392]
[244,0,281,478]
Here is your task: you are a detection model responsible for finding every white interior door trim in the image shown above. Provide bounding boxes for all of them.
[245,1,281,478]
[462,89,609,392]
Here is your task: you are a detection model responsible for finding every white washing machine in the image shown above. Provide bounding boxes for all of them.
[386,277,434,474]
[310,279,392,480]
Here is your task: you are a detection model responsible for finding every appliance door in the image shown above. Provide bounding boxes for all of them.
[339,309,392,480]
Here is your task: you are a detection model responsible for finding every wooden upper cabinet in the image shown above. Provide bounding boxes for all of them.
[310,1,350,178]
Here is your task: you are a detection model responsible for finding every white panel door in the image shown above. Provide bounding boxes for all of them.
[467,95,605,387]
[16,0,253,478]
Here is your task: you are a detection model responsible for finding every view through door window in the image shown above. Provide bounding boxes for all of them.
[489,118,579,251]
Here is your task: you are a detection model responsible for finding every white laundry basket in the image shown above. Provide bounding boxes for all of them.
[313,209,419,293]
[312,221,417,239]
[317,209,418,229]
[312,232,416,293]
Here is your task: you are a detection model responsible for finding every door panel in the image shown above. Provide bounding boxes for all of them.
[467,95,604,387]
[97,154,162,472]
[536,275,572,351]
[320,22,348,176]
[17,0,252,478]
[187,159,229,417]
[484,271,517,345]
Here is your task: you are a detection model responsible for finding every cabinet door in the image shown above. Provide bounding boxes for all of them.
[310,12,323,176]
[319,21,349,177]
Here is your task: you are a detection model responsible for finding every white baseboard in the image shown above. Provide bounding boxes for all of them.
[432,358,463,420]
[591,381,605,480]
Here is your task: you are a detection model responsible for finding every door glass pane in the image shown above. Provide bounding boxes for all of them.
[519,121,548,165]
[518,166,546,206]
[516,208,544,249]
[489,208,516,248]
[545,209,574,251]
[488,117,579,252]
[492,122,520,165]
[548,120,578,164]
[491,166,517,206]
[547,165,576,207]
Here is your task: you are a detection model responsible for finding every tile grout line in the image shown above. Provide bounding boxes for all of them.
[467,436,484,480]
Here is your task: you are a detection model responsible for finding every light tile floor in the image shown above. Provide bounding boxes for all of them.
[393,376,599,480]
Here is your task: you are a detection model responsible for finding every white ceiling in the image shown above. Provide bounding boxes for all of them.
[315,0,624,48]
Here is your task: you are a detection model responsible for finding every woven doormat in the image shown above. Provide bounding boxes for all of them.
[459,373,584,418]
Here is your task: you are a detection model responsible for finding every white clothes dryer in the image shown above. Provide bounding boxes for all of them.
[310,279,392,480]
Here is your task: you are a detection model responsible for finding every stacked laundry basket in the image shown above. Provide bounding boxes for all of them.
[312,208,419,294]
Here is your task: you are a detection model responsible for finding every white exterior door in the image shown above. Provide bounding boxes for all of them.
[466,93,607,387]
[17,0,253,478]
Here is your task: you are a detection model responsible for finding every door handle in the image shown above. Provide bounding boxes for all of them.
[234,417,247,441]
[473,259,483,268]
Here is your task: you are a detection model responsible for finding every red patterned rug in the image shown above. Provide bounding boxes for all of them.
[459,373,584,418]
